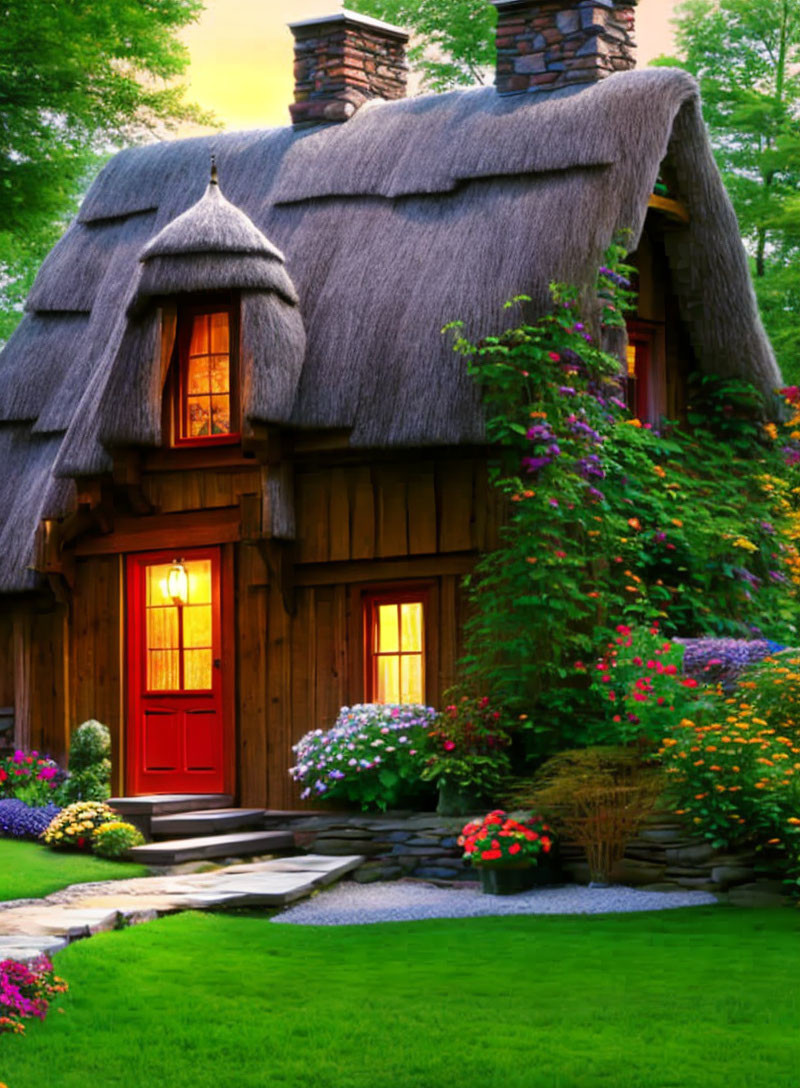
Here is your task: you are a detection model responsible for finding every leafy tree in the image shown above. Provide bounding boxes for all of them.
[346,0,496,90]
[0,0,209,343]
[653,0,800,381]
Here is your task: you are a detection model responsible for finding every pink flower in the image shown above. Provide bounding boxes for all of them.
[443,740,456,751]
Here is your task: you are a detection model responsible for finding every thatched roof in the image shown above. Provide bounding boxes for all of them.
[0,67,782,591]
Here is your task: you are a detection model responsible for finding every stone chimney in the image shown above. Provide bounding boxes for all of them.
[492,0,637,94]
[289,10,409,125]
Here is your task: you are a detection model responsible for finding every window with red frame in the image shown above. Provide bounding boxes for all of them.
[173,303,239,445]
[364,590,427,705]
[625,330,653,422]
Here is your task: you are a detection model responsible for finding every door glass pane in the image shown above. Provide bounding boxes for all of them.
[377,604,399,653]
[187,560,212,604]
[377,656,400,704]
[148,649,180,692]
[183,604,212,648]
[184,649,213,691]
[400,603,423,652]
[400,655,423,704]
[148,607,178,650]
[147,564,174,606]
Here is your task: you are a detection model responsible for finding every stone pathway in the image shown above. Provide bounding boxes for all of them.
[0,854,363,962]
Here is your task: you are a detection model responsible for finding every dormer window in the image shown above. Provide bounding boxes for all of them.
[169,299,240,446]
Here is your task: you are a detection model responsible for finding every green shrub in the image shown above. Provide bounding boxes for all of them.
[659,653,800,882]
[289,704,437,811]
[42,801,117,850]
[91,820,144,858]
[420,693,513,804]
[62,720,111,803]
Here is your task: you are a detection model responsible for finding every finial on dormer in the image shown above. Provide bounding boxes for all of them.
[210,153,219,186]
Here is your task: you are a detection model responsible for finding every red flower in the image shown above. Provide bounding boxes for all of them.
[509,843,521,855]
[443,740,456,751]
[481,849,502,861]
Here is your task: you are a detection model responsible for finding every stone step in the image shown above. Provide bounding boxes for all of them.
[128,829,294,866]
[109,794,235,817]
[151,808,267,838]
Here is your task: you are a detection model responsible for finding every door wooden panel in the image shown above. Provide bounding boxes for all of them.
[127,547,229,795]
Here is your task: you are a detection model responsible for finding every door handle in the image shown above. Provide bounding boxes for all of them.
[213,658,222,669]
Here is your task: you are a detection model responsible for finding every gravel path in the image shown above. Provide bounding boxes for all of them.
[272,880,718,925]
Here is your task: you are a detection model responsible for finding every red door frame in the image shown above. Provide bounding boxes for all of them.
[125,545,235,796]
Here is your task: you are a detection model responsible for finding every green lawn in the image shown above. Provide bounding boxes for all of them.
[0,839,149,902]
[2,907,799,1087]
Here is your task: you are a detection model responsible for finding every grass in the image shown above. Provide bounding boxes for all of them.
[2,906,800,1087]
[0,839,149,902]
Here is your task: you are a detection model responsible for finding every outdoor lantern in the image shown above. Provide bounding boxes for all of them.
[167,560,189,605]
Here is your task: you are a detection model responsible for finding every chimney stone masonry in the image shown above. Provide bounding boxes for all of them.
[492,0,638,94]
[289,10,409,126]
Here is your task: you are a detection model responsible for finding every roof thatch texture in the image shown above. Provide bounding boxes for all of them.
[0,67,782,591]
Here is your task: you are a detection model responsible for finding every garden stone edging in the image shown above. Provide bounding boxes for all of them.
[268,810,788,903]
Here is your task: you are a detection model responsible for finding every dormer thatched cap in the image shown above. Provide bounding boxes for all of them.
[140,170,285,263]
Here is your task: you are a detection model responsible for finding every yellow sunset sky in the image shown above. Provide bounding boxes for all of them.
[179,0,679,132]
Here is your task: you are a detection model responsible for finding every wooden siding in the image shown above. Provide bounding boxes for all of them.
[69,556,124,793]
[294,456,499,565]
[236,546,467,808]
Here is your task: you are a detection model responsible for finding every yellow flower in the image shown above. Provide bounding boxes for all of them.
[732,537,758,552]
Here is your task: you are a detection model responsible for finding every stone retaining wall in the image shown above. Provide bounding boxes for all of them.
[264,810,786,904]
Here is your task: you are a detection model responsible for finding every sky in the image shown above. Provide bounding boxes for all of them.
[179,0,680,132]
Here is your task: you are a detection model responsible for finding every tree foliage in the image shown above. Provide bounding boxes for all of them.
[346,0,496,90]
[653,0,800,381]
[0,0,209,343]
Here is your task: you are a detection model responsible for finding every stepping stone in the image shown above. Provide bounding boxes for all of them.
[257,854,364,885]
[151,808,267,837]
[0,935,68,962]
[128,829,294,865]
[0,908,118,939]
[109,794,235,816]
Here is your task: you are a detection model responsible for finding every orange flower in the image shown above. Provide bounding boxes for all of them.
[627,518,642,531]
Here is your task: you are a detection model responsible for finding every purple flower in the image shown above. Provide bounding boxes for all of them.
[522,455,552,473]
[587,487,605,502]
[558,386,576,397]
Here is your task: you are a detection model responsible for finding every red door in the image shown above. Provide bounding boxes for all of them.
[126,547,228,795]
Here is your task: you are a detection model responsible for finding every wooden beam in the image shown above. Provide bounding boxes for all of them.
[647,194,690,225]
[71,507,241,556]
[12,612,31,750]
[293,552,476,587]
[143,447,258,473]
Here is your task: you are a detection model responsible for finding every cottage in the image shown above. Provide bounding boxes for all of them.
[0,1,779,809]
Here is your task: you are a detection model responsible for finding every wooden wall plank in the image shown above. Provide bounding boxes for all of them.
[313,586,346,732]
[30,608,69,763]
[407,465,437,555]
[328,468,351,562]
[237,544,268,807]
[0,611,14,710]
[70,556,122,785]
[376,466,409,558]
[265,582,292,806]
[12,612,31,750]
[350,466,375,560]
[438,575,458,699]
[296,472,329,563]
[438,460,476,553]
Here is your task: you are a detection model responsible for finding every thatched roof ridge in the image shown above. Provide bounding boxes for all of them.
[140,175,285,261]
[0,67,782,591]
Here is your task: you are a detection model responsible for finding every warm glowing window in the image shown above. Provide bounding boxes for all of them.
[145,559,213,691]
[365,592,426,704]
[173,305,239,445]
[625,331,653,422]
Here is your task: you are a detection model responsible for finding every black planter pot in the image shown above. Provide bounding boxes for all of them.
[436,780,479,817]
[478,854,561,895]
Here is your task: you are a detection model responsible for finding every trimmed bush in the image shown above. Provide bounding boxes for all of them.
[42,801,117,850]
[91,821,144,858]
[0,800,61,840]
[62,720,111,803]
[289,704,437,811]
